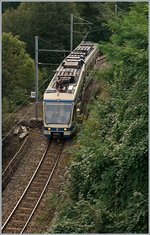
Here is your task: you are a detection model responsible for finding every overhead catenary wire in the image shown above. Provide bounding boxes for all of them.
[39,16,103,45]
[74,26,104,35]
[3,72,54,124]
[82,24,92,42]
[2,92,48,142]
[117,6,128,14]
[3,13,92,133]
[38,37,69,50]
[2,72,54,141]
[38,37,53,48]
[73,15,93,25]
[2,13,93,140]
[2,96,31,124]
[2,103,35,142]
[87,27,104,34]
[38,72,54,90]
[38,62,60,66]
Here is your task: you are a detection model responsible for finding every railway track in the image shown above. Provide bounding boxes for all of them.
[2,53,107,233]
[2,141,64,234]
[96,55,106,67]
[2,136,29,191]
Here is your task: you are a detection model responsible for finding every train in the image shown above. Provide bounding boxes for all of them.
[43,41,99,139]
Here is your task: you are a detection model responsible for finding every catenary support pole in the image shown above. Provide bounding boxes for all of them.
[70,14,73,52]
[115,2,118,14]
[35,36,39,120]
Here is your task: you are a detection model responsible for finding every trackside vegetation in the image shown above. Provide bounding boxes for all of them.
[2,2,148,233]
[49,3,148,233]
[2,33,36,135]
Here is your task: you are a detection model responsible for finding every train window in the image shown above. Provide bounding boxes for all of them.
[44,103,73,124]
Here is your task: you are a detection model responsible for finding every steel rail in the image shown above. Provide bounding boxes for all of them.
[20,142,64,233]
[2,54,106,233]
[2,136,29,177]
[1,141,50,231]
[97,55,106,65]
[2,104,35,142]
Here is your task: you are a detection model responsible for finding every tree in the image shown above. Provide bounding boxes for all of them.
[2,32,35,106]
[2,2,20,13]
[2,2,83,61]
[2,32,36,136]
[76,2,132,42]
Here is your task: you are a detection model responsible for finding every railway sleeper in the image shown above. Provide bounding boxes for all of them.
[12,213,29,221]
[45,161,58,167]
[35,183,47,189]
[26,190,41,196]
[47,150,58,156]
[18,206,33,212]
[20,195,37,201]
[27,186,42,192]
[7,219,26,227]
[25,190,41,197]
[21,200,36,208]
[37,173,50,179]
[27,189,43,197]
[38,170,50,175]
[41,165,55,171]
[3,227,21,233]
[38,167,51,172]
[34,177,48,183]
[15,209,31,216]
[43,159,56,165]
[30,182,45,188]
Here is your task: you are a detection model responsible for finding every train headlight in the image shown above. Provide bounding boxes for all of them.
[48,127,51,131]
[64,128,67,131]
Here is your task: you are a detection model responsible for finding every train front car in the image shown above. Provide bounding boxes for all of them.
[43,92,75,139]
[43,41,99,139]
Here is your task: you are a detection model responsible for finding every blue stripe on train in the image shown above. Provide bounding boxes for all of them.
[45,134,71,140]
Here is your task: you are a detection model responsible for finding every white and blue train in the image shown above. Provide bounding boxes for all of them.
[43,41,99,139]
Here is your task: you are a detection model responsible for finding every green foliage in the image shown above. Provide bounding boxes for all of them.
[76,2,115,42]
[2,2,20,13]
[76,2,132,42]
[2,32,36,136]
[2,32,35,102]
[2,2,114,63]
[50,199,108,233]
[2,97,16,136]
[2,2,82,60]
[50,3,148,233]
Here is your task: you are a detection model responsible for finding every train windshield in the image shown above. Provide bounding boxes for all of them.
[45,102,73,124]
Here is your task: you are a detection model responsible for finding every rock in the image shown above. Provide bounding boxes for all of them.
[19,131,28,139]
[14,126,20,135]
[30,117,42,123]
[21,126,27,132]
[19,120,34,128]
[30,118,43,127]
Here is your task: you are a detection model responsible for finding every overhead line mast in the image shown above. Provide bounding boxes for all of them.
[70,14,93,52]
[34,14,93,120]
[35,36,39,121]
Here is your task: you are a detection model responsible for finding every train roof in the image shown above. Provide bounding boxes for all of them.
[43,41,98,103]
